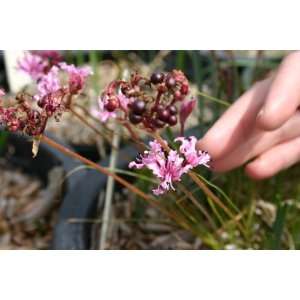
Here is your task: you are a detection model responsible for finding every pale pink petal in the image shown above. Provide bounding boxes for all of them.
[97,96,116,122]
[17,52,46,80]
[118,94,131,110]
[59,62,93,94]
[37,66,60,97]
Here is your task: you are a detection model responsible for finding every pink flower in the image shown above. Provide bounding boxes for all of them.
[32,50,62,64]
[118,94,131,110]
[152,150,190,195]
[129,140,190,195]
[0,89,5,97]
[59,62,92,94]
[96,95,117,122]
[129,137,210,195]
[17,52,47,80]
[175,136,210,168]
[36,66,60,98]
[129,140,165,171]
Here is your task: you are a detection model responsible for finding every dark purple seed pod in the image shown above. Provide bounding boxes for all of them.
[168,115,177,126]
[131,99,146,115]
[150,72,165,84]
[105,99,119,112]
[153,118,165,128]
[157,109,170,122]
[129,112,143,124]
[154,104,164,113]
[166,76,176,89]
[168,105,178,115]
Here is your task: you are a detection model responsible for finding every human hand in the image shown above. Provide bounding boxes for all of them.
[197,51,300,179]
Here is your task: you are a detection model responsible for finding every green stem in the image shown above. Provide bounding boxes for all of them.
[197,91,230,107]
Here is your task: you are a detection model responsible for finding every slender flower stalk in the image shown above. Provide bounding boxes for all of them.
[40,135,196,231]
[41,135,152,202]
[70,106,116,148]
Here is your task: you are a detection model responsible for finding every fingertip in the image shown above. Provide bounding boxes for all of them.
[196,133,226,160]
[196,138,219,160]
[256,107,284,131]
[245,160,271,180]
[196,139,203,150]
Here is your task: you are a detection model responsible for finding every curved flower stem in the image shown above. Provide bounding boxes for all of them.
[73,103,113,134]
[74,103,145,152]
[69,107,117,150]
[100,124,120,249]
[41,134,151,201]
[177,182,217,230]
[40,134,189,229]
[188,171,246,236]
[153,91,162,112]
[121,121,146,152]
[65,94,73,109]
[151,131,169,152]
[197,91,230,107]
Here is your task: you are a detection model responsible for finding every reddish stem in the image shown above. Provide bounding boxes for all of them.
[151,91,162,116]
[41,135,152,202]
[70,106,116,150]
[40,135,187,228]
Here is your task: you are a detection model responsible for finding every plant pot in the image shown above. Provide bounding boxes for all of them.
[51,141,137,250]
[0,130,81,249]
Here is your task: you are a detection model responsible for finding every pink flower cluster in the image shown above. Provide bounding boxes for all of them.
[59,62,93,95]
[34,63,92,116]
[36,66,61,98]
[18,53,93,118]
[129,136,210,195]
[0,52,93,136]
[17,52,47,80]
[0,91,48,135]
[17,51,62,80]
[18,51,92,97]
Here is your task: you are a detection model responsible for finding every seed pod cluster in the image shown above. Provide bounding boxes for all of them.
[100,69,191,131]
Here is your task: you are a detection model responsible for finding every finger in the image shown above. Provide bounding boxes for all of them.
[211,110,300,172]
[197,77,272,160]
[257,51,300,130]
[245,136,300,179]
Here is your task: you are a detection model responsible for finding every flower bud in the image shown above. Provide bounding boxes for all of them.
[129,112,143,124]
[179,98,196,131]
[105,98,119,112]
